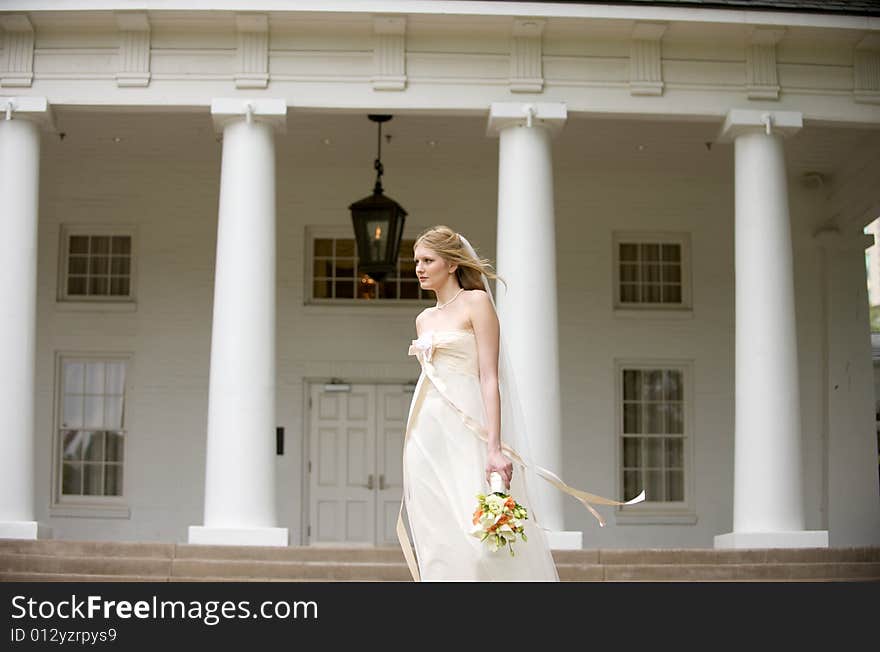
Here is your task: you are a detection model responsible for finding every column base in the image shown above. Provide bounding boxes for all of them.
[188,525,288,547]
[0,521,53,540]
[545,530,583,550]
[714,530,828,549]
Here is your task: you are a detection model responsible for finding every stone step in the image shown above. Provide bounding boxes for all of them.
[592,547,880,565]
[601,561,880,581]
[171,559,412,581]
[0,553,172,577]
[174,544,406,564]
[0,539,174,559]
[0,572,168,582]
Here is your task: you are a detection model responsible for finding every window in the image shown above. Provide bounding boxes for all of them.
[616,361,696,523]
[613,233,691,310]
[53,355,129,514]
[58,226,135,302]
[307,227,431,303]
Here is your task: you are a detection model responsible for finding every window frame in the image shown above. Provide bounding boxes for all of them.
[612,231,693,315]
[304,225,434,308]
[57,224,137,307]
[613,358,697,525]
[49,351,133,519]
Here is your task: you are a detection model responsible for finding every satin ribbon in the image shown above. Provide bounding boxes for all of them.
[397,332,646,582]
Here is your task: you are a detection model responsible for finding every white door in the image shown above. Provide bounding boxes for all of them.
[308,383,410,546]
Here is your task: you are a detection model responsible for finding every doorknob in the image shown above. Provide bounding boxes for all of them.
[379,474,386,490]
[367,474,374,490]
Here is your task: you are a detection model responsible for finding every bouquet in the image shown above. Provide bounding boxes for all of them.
[469,472,528,556]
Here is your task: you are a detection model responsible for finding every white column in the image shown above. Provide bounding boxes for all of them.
[487,102,581,549]
[0,97,51,539]
[714,109,827,549]
[188,99,287,547]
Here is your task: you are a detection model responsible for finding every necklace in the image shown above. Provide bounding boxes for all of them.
[435,287,464,310]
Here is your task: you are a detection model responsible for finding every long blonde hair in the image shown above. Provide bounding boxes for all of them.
[413,225,504,291]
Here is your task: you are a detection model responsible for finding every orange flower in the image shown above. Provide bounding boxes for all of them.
[472,508,483,525]
[505,497,515,509]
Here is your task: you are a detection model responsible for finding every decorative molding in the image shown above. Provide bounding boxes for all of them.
[0,95,53,130]
[486,101,566,136]
[716,108,802,143]
[210,98,287,134]
[746,27,784,100]
[115,12,151,88]
[234,14,269,89]
[372,16,406,91]
[854,34,880,105]
[0,14,34,88]
[629,22,666,97]
[510,18,544,93]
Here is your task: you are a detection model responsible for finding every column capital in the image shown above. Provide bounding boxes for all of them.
[813,225,875,253]
[717,108,802,143]
[210,98,286,134]
[0,96,53,129]
[486,102,566,137]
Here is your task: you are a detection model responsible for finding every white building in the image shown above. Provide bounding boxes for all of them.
[1,0,879,551]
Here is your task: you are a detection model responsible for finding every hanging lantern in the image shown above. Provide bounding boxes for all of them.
[349,114,407,283]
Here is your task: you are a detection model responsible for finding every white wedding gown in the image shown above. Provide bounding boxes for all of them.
[397,329,560,582]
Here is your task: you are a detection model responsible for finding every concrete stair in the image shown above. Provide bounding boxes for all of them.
[1,539,878,582]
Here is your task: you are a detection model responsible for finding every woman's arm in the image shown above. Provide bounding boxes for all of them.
[469,290,513,489]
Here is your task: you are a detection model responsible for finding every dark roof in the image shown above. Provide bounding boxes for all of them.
[494,1,880,17]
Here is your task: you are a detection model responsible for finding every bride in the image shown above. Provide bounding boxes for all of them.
[397,226,642,582]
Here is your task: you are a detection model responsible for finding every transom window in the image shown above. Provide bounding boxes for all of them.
[308,230,430,303]
[57,357,127,499]
[59,226,134,301]
[620,366,687,504]
[613,233,691,309]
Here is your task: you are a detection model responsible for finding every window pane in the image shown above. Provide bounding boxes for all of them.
[62,430,84,461]
[84,431,104,462]
[620,263,638,283]
[623,403,641,434]
[645,404,664,434]
[642,284,661,303]
[641,264,661,283]
[378,280,397,300]
[665,437,683,468]
[62,396,84,428]
[335,239,355,257]
[83,464,103,495]
[665,403,683,434]
[68,256,88,274]
[619,243,638,262]
[623,370,640,401]
[641,243,660,262]
[111,236,131,255]
[69,235,89,254]
[334,280,354,299]
[645,469,663,501]
[666,470,684,501]
[400,281,420,299]
[335,259,355,278]
[106,432,124,462]
[105,362,126,395]
[644,370,664,401]
[105,397,124,429]
[89,277,108,295]
[313,259,332,277]
[62,463,82,495]
[662,284,682,303]
[104,464,123,496]
[661,243,681,262]
[91,236,110,255]
[85,363,105,394]
[665,370,683,401]
[623,437,641,468]
[67,277,87,295]
[663,264,681,283]
[623,470,641,502]
[399,258,416,277]
[64,362,84,394]
[110,257,131,275]
[313,279,330,299]
[89,256,109,275]
[314,238,332,256]
[109,278,130,296]
[644,438,663,467]
[84,396,105,427]
[620,284,639,303]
